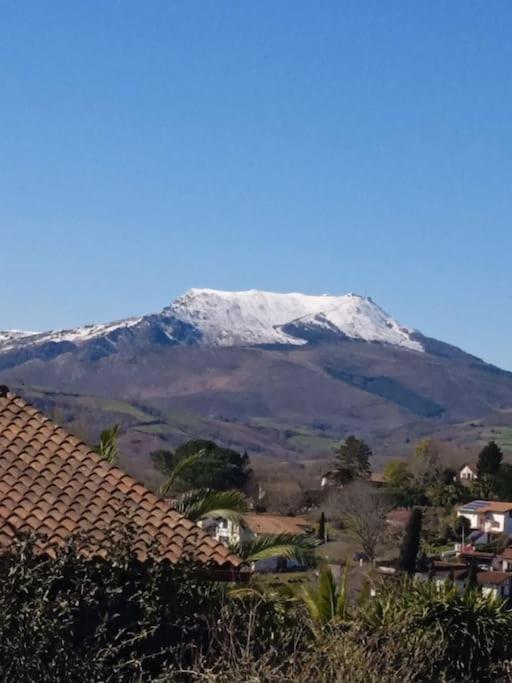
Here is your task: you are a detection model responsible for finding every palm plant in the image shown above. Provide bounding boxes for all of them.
[158,445,319,566]
[159,450,209,496]
[175,488,248,524]
[360,579,512,680]
[94,424,121,465]
[232,532,319,563]
[300,562,350,625]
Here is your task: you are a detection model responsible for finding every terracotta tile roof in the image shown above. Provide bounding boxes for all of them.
[477,571,511,586]
[0,389,242,572]
[502,548,512,560]
[242,513,312,535]
[369,472,386,484]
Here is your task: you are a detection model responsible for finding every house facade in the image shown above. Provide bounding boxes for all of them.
[459,463,478,482]
[201,513,312,572]
[477,571,512,600]
[457,500,512,535]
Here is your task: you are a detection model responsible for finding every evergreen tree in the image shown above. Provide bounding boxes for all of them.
[151,440,251,492]
[465,559,478,596]
[318,512,326,542]
[477,441,503,478]
[333,436,372,484]
[398,507,422,576]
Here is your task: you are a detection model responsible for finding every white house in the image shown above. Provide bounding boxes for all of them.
[459,463,478,482]
[457,500,512,536]
[201,512,313,572]
[321,471,336,489]
[321,470,385,490]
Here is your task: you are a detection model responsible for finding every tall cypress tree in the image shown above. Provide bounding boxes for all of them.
[398,508,422,576]
[318,511,326,542]
[465,559,478,596]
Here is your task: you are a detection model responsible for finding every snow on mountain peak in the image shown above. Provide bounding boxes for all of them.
[0,288,423,356]
[167,288,423,351]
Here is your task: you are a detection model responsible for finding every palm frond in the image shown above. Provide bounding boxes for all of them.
[232,533,319,562]
[94,424,121,465]
[174,488,248,522]
[159,449,207,496]
[300,562,351,625]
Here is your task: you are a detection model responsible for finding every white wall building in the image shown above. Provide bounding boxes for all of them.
[457,500,512,535]
[459,463,478,482]
[200,512,313,572]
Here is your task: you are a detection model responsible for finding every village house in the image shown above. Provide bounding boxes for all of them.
[201,512,313,572]
[501,548,512,572]
[459,463,478,482]
[320,470,385,490]
[456,500,512,536]
[0,387,243,579]
[477,571,512,600]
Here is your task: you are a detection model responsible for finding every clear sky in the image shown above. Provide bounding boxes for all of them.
[1,2,511,367]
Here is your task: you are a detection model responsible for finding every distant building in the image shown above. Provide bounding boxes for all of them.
[320,470,336,489]
[201,512,313,572]
[457,500,512,536]
[459,463,478,482]
[477,571,512,600]
[502,548,512,572]
[320,470,385,490]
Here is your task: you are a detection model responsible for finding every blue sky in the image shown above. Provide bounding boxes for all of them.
[1,2,511,367]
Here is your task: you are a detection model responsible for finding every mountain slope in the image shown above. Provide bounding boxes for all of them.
[1,288,511,466]
[0,289,422,370]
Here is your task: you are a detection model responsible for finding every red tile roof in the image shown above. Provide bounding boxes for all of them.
[477,571,511,586]
[242,513,312,535]
[0,389,242,572]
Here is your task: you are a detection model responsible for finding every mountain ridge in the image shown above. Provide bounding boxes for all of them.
[1,288,424,367]
[2,287,511,470]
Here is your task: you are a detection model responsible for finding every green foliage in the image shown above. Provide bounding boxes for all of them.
[150,448,175,474]
[411,438,442,486]
[426,481,465,508]
[152,439,251,492]
[477,440,503,478]
[175,488,248,523]
[93,423,120,464]
[398,507,422,575]
[383,459,412,490]
[318,511,326,541]
[490,462,512,500]
[159,450,209,496]
[0,527,225,682]
[301,562,350,626]
[4,527,512,682]
[334,436,372,484]
[454,514,471,541]
[362,579,512,681]
[232,532,319,563]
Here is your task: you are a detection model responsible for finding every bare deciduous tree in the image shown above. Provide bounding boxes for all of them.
[333,481,391,560]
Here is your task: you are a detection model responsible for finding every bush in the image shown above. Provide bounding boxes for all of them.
[0,527,226,682]
[2,528,512,682]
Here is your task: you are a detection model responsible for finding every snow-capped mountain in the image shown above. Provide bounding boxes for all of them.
[166,289,423,350]
[0,288,422,365]
[3,288,512,467]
